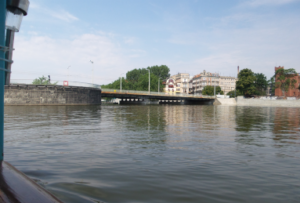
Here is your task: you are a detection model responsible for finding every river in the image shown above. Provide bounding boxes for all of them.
[4,105,300,203]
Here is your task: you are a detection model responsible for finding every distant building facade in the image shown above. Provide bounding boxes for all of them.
[275,66,300,97]
[219,76,238,95]
[164,70,238,95]
[164,78,176,93]
[164,73,190,94]
[190,70,219,94]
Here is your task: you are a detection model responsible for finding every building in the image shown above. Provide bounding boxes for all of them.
[189,70,238,95]
[164,78,176,94]
[164,73,190,94]
[219,76,238,95]
[190,70,220,94]
[275,66,300,97]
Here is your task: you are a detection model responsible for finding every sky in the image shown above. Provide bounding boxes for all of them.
[10,0,300,85]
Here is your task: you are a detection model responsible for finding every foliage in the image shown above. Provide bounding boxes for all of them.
[202,86,223,96]
[268,76,275,95]
[275,68,297,97]
[227,90,242,98]
[101,65,170,91]
[236,68,256,96]
[32,76,57,85]
[254,73,268,95]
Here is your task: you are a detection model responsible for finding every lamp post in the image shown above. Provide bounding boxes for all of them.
[1,0,29,161]
[158,77,162,93]
[120,73,124,92]
[148,69,150,94]
[4,0,29,85]
[214,78,216,97]
[67,65,70,82]
[90,60,94,84]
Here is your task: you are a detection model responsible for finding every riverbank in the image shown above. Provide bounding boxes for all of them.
[215,96,300,107]
[4,85,101,105]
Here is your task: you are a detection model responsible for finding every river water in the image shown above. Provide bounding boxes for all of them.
[4,105,300,203]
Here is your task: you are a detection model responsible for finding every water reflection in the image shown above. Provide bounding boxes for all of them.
[273,108,300,146]
[3,105,300,203]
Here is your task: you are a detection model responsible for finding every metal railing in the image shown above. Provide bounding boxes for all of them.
[9,79,102,89]
[8,79,215,99]
[101,88,215,99]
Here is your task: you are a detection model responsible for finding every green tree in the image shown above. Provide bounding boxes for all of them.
[227,90,242,98]
[275,68,297,97]
[102,65,169,91]
[254,73,268,95]
[268,76,275,95]
[236,68,256,96]
[202,86,223,96]
[32,76,57,85]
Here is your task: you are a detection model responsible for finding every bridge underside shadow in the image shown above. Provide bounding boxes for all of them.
[102,92,214,105]
[184,99,214,105]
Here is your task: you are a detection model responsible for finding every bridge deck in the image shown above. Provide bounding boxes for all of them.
[101,89,215,100]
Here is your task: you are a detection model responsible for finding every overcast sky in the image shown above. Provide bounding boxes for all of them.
[11,0,300,84]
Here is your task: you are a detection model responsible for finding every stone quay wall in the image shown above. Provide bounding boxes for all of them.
[4,85,101,105]
[236,96,300,107]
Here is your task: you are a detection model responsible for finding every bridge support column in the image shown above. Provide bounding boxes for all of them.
[143,99,159,105]
[184,99,214,105]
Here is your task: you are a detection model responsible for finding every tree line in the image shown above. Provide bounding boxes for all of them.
[31,65,299,98]
[226,68,299,98]
[101,65,170,92]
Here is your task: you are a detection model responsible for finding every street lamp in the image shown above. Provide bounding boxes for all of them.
[67,65,71,82]
[4,0,29,85]
[90,60,94,84]
[6,0,29,32]
[120,73,124,92]
[148,69,150,94]
[1,0,30,161]
[158,77,163,93]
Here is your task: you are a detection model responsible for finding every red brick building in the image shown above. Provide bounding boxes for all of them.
[275,66,300,97]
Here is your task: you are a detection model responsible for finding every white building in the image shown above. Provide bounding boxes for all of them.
[190,70,237,95]
[164,73,190,94]
[219,76,238,95]
[163,78,176,94]
[190,70,220,94]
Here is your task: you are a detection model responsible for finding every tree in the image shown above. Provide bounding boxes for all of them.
[268,76,275,95]
[202,86,223,96]
[236,68,256,96]
[254,73,268,95]
[32,76,57,85]
[102,65,169,91]
[275,68,297,97]
[227,90,242,98]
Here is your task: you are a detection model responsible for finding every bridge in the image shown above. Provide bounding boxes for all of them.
[101,89,215,105]
[6,80,216,105]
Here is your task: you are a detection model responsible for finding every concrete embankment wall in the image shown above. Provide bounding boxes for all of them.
[236,96,300,107]
[214,97,300,107]
[4,85,101,105]
[214,98,236,106]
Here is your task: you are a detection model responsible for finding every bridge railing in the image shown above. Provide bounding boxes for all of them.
[9,79,102,89]
[9,80,215,99]
[101,88,215,99]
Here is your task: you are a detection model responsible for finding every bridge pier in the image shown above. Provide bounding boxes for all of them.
[119,98,145,105]
[143,99,159,105]
[159,100,184,105]
[184,99,214,105]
